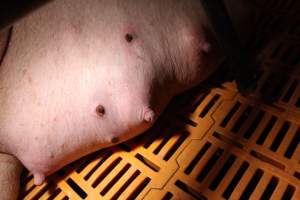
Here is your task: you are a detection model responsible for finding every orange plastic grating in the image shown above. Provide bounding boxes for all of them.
[19,0,300,199]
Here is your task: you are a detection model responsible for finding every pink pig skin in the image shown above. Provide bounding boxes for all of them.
[0,154,22,200]
[0,0,255,193]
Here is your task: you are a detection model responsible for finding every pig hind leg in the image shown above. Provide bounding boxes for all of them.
[0,153,23,200]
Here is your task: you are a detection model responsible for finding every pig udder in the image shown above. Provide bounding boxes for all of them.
[0,0,252,186]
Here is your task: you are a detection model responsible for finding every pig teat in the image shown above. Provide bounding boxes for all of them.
[143,108,156,123]
[125,33,135,43]
[95,104,105,117]
[33,173,45,186]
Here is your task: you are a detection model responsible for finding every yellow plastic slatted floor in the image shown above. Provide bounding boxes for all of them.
[19,0,300,199]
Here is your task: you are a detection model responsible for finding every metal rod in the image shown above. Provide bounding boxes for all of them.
[200,0,258,92]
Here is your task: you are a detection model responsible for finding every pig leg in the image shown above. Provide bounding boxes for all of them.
[0,153,23,200]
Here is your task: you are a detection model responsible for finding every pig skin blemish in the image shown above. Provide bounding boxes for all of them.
[49,153,55,159]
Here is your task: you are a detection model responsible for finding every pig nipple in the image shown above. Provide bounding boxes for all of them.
[143,108,156,123]
[125,33,135,43]
[111,137,120,144]
[96,105,105,117]
[201,42,211,54]
[33,173,45,186]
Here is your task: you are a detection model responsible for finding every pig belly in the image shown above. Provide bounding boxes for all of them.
[0,0,253,185]
[0,47,156,184]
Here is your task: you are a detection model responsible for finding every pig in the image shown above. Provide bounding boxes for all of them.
[0,0,255,199]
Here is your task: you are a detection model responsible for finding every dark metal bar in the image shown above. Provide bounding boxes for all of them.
[200,0,258,92]
[0,0,52,30]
